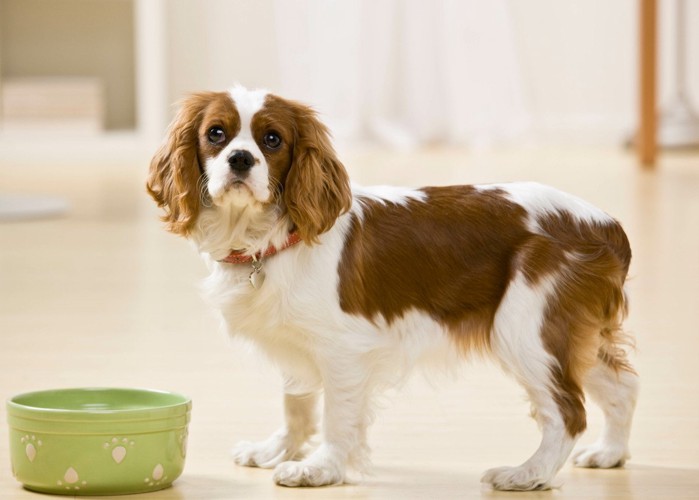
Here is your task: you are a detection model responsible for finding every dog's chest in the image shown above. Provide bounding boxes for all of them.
[206,262,306,335]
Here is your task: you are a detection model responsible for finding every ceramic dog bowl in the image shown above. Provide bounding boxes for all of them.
[7,388,191,496]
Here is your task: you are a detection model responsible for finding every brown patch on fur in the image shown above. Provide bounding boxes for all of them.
[196,93,240,161]
[517,235,567,284]
[256,95,352,243]
[250,95,295,203]
[531,211,633,436]
[338,186,530,354]
[147,92,238,235]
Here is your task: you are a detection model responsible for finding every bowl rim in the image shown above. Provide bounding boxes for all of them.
[7,387,192,419]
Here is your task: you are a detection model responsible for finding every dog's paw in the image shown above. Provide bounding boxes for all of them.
[572,442,628,469]
[273,459,343,487]
[232,432,302,469]
[481,465,553,491]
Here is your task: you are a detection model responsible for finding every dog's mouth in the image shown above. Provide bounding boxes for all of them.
[226,178,254,195]
[209,177,269,208]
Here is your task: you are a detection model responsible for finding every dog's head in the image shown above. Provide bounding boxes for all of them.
[146,85,352,243]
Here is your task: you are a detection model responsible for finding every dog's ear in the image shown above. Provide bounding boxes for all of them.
[146,93,212,236]
[283,102,352,243]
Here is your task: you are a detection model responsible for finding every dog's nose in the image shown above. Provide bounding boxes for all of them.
[228,150,255,172]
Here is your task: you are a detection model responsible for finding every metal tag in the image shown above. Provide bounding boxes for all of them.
[249,257,265,289]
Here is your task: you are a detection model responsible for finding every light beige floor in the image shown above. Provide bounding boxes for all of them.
[1,146,699,499]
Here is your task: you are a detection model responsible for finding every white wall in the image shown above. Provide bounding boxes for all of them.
[509,0,636,143]
[164,0,699,145]
[165,0,279,105]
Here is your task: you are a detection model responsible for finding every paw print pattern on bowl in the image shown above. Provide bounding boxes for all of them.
[144,464,168,488]
[103,437,135,464]
[56,467,87,491]
[20,435,42,462]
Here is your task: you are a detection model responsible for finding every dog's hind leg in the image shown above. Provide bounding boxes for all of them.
[572,348,638,468]
[482,272,589,491]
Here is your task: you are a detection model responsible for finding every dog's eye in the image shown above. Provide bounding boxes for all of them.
[207,126,226,145]
[263,132,282,150]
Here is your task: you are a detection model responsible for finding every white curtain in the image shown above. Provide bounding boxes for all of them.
[274,0,529,149]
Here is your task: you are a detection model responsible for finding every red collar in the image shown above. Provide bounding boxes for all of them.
[219,232,303,264]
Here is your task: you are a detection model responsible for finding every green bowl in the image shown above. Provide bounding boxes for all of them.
[7,388,191,496]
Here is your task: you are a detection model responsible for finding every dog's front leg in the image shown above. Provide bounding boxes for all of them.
[232,390,319,468]
[273,359,369,487]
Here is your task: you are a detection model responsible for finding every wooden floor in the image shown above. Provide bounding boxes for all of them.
[1,146,698,499]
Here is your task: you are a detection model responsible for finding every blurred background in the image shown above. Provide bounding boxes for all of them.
[0,0,697,160]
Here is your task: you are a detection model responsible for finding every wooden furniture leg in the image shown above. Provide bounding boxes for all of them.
[639,0,658,166]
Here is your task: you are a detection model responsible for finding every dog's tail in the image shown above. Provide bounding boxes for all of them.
[597,218,635,374]
[598,286,636,373]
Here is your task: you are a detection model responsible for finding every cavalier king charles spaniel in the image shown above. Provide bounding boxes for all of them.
[147,85,638,491]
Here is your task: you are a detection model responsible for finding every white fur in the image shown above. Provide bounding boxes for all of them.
[232,392,318,468]
[193,202,290,261]
[572,362,638,468]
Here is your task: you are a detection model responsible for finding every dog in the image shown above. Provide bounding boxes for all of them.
[146,85,638,491]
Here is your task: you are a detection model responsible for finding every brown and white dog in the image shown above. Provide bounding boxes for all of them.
[147,85,638,491]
